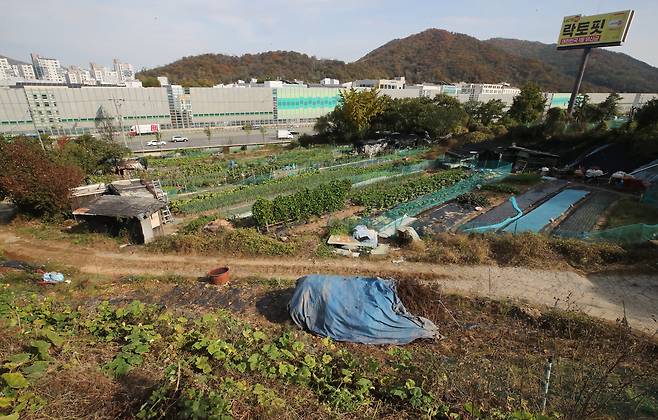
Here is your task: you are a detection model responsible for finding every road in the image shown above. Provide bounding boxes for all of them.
[122,126,316,152]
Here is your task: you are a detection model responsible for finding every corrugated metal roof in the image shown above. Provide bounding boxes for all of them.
[108,179,155,198]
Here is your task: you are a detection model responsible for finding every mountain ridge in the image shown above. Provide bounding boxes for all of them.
[133,28,658,92]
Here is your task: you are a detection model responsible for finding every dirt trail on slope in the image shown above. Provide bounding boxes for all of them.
[1,229,657,333]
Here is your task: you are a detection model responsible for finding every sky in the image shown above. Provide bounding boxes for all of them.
[2,0,657,70]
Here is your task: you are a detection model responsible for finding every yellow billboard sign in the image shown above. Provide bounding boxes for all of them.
[557,10,634,50]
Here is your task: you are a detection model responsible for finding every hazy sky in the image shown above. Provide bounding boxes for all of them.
[3,0,657,70]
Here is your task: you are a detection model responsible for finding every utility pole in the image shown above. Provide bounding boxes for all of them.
[132,107,145,151]
[108,96,128,148]
[26,108,45,151]
[567,47,592,115]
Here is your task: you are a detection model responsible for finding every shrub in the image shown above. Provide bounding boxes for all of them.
[416,232,633,271]
[462,131,492,143]
[252,198,274,228]
[422,233,490,265]
[0,137,84,216]
[481,183,520,194]
[147,227,296,256]
[502,173,542,185]
[55,134,130,175]
[179,214,219,234]
[487,233,558,267]
[326,217,359,236]
[456,193,490,208]
[350,169,467,210]
[252,180,351,229]
[549,237,625,269]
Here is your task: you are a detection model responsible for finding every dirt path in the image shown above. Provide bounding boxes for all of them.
[1,228,657,333]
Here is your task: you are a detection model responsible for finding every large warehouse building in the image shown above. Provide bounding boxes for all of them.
[1,82,657,136]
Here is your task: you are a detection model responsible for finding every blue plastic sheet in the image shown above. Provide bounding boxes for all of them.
[504,189,589,233]
[288,275,438,344]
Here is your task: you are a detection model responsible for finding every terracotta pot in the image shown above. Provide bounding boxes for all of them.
[207,266,230,285]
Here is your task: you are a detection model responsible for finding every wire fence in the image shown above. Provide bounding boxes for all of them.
[362,163,513,232]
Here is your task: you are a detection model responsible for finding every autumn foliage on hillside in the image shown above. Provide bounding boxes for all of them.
[0,138,84,216]
[486,38,658,93]
[138,28,658,93]
[138,51,384,87]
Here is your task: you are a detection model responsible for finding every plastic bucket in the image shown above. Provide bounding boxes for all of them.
[207,266,230,285]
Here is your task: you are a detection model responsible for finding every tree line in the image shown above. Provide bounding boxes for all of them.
[309,84,658,147]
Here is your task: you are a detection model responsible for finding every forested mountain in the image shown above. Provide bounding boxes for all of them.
[137,28,658,92]
[485,38,658,93]
[137,51,384,87]
[353,29,581,91]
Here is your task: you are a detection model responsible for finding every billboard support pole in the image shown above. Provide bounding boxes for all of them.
[567,47,592,115]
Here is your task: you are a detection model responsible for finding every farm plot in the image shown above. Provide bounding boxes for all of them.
[460,179,568,232]
[152,146,430,193]
[170,160,429,215]
[552,191,619,236]
[350,169,468,211]
[150,146,343,190]
[361,166,511,233]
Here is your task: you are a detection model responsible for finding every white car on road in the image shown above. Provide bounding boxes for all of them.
[146,140,166,146]
[171,135,189,142]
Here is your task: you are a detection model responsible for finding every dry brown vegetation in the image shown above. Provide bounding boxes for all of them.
[413,232,658,272]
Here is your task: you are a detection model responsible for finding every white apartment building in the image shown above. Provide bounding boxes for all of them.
[113,59,135,81]
[65,66,95,85]
[353,76,406,90]
[90,63,120,85]
[90,62,105,83]
[31,53,64,83]
[0,59,12,79]
[0,59,37,81]
[18,64,36,79]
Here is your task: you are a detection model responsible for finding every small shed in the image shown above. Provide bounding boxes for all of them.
[73,195,166,243]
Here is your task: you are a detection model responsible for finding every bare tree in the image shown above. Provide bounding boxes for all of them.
[259,125,267,143]
[95,106,117,142]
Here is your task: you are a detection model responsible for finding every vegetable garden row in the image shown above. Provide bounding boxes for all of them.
[169,160,431,215]
[252,181,351,228]
[350,169,468,211]
[152,146,428,192]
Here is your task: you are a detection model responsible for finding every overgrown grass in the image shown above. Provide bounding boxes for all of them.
[179,213,220,234]
[147,227,297,257]
[481,183,520,194]
[414,232,656,271]
[326,217,360,236]
[604,198,658,228]
[502,173,542,185]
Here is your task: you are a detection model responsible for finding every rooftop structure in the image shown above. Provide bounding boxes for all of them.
[353,76,405,90]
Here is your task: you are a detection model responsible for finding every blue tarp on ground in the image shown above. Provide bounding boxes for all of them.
[288,275,439,344]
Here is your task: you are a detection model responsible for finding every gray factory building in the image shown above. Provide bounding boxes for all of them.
[1,83,657,137]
